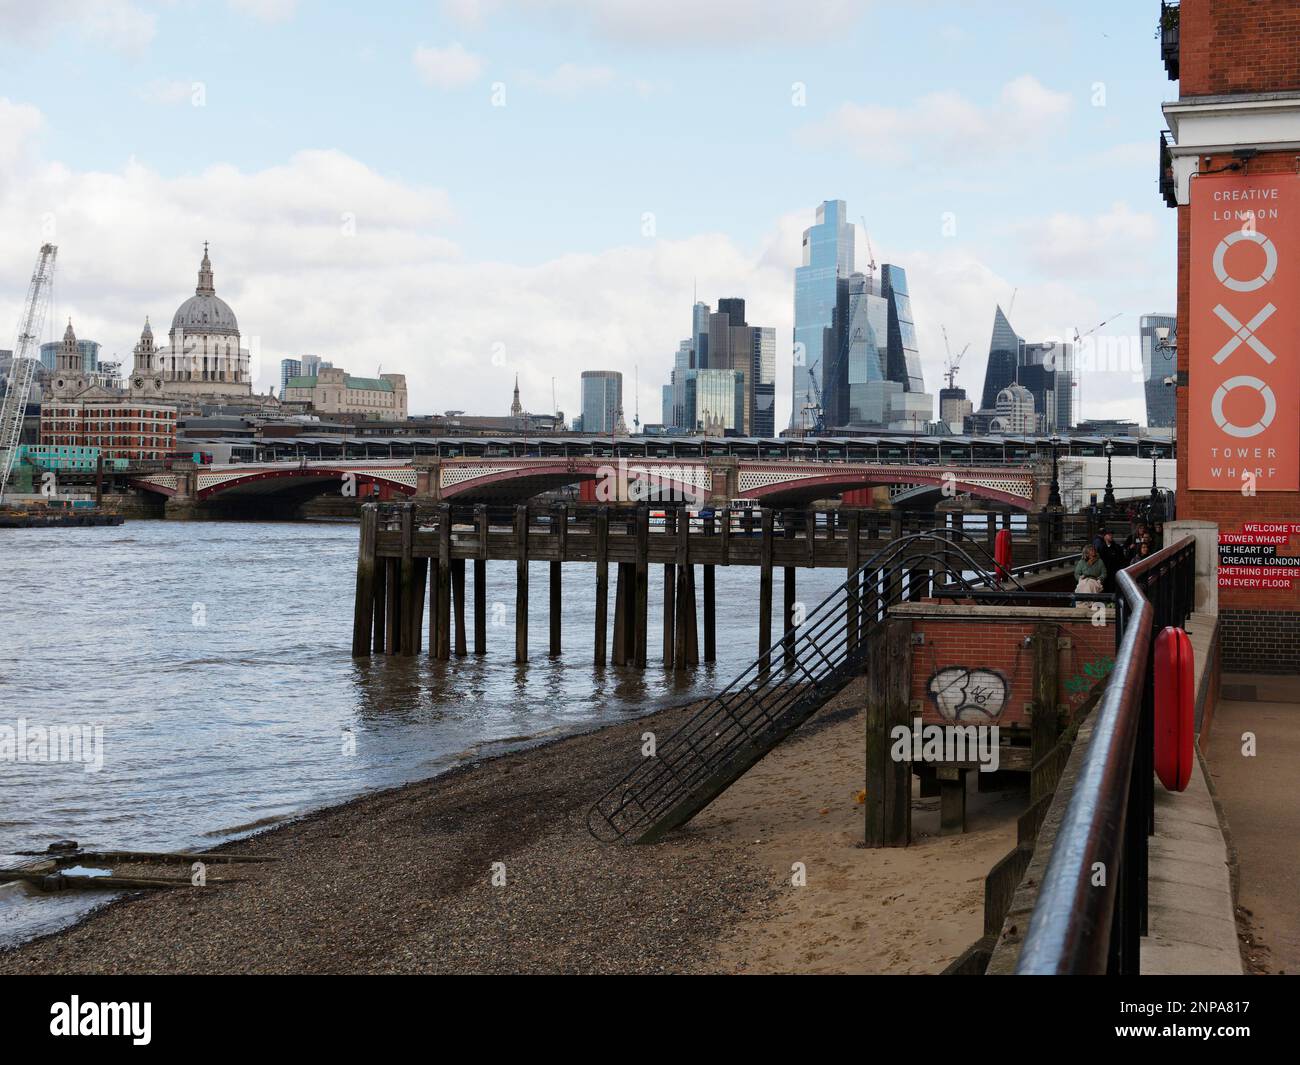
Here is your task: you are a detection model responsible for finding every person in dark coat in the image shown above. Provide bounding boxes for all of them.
[1097,528,1127,593]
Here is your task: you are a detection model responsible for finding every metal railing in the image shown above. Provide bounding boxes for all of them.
[587,529,1031,845]
[1015,534,1195,974]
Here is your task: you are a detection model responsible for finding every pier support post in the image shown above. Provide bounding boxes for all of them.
[452,559,467,657]
[549,560,562,658]
[400,507,416,657]
[703,564,715,662]
[594,507,609,667]
[412,556,428,656]
[427,549,439,657]
[475,506,488,656]
[846,509,860,651]
[758,508,774,675]
[864,619,912,847]
[384,557,399,655]
[514,505,529,663]
[437,504,452,661]
[372,549,386,654]
[938,767,968,835]
[352,505,377,657]
[684,564,699,666]
[634,507,649,669]
[663,510,676,667]
[613,561,629,666]
[1031,621,1061,802]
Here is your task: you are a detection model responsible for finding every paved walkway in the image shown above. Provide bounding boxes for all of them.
[1141,614,1242,975]
[1204,673,1300,975]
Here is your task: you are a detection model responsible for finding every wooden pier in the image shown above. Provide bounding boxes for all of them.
[351,502,1095,667]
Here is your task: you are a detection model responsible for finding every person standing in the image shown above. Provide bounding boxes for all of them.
[1097,528,1127,593]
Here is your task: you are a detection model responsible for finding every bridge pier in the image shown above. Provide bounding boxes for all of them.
[514,505,528,663]
[351,505,377,657]
[437,506,452,660]
[594,508,609,667]
[474,559,486,656]
[549,560,562,658]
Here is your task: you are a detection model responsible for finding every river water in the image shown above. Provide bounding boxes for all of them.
[0,519,847,946]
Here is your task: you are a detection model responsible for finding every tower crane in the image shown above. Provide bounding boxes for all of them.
[1070,312,1124,424]
[0,244,58,504]
[859,216,877,289]
[941,325,970,390]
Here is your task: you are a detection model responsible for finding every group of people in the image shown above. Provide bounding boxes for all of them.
[1073,521,1163,594]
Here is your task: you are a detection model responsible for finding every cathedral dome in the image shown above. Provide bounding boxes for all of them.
[170,244,240,337]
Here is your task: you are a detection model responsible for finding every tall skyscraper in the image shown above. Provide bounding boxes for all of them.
[751,327,776,437]
[280,357,302,395]
[792,199,855,430]
[580,370,623,434]
[881,265,925,394]
[41,335,100,373]
[980,305,1024,413]
[1141,313,1176,428]
[844,272,888,424]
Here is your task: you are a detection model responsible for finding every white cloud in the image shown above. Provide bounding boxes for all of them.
[0,0,157,55]
[1019,202,1160,279]
[413,42,485,90]
[805,75,1072,166]
[521,63,616,96]
[137,79,200,106]
[227,0,299,21]
[0,98,44,177]
[442,0,864,45]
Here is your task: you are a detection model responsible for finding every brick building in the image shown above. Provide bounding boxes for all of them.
[1161,0,1300,672]
[40,402,177,462]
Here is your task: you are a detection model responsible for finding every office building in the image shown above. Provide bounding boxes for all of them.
[280,358,303,396]
[580,370,623,435]
[792,199,855,430]
[282,367,408,421]
[1140,313,1176,428]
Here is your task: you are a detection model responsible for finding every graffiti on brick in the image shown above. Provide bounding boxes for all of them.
[926,667,1008,723]
[1064,655,1115,702]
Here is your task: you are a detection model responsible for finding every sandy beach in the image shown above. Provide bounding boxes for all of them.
[1,679,1021,975]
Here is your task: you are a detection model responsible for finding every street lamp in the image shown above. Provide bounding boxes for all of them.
[1103,438,1116,512]
[1048,433,1062,508]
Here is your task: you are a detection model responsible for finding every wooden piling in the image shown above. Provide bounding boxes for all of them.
[412,556,428,656]
[594,507,609,667]
[351,505,377,657]
[452,559,467,656]
[437,504,452,661]
[549,560,562,658]
[703,563,716,662]
[384,557,399,655]
[399,507,416,657]
[759,508,773,674]
[634,507,649,669]
[684,563,699,666]
[846,509,860,651]
[612,561,627,666]
[1031,621,1061,800]
[427,549,439,656]
[663,510,676,667]
[514,505,529,663]
[473,558,486,655]
[475,507,488,655]
[864,619,912,847]
[372,552,386,654]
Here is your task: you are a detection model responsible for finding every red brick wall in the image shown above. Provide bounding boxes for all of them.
[908,616,1117,730]
[1179,0,1300,97]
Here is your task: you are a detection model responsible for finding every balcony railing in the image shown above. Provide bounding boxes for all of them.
[1015,535,1196,973]
[1160,1,1180,81]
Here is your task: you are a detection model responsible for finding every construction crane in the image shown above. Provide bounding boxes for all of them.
[633,365,640,431]
[0,244,58,504]
[859,216,877,289]
[941,325,970,390]
[798,358,826,434]
[1070,312,1124,423]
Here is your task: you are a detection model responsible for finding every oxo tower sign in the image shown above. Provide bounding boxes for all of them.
[1189,173,1299,492]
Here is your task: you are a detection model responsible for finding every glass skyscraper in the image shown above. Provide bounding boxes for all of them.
[280,357,302,395]
[580,370,623,434]
[1141,314,1176,429]
[40,337,100,373]
[881,265,925,394]
[792,200,854,430]
[845,272,888,424]
[980,305,1025,413]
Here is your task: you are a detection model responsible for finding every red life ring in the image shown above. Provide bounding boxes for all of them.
[1154,626,1195,792]
[994,528,1012,579]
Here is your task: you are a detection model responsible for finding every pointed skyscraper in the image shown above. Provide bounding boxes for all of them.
[980,304,1024,413]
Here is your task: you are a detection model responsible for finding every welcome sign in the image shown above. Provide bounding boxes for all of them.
[1189,173,1300,492]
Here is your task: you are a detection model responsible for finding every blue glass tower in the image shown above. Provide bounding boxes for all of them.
[791,199,854,430]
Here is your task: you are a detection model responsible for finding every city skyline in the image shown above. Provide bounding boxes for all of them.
[1,1,1174,428]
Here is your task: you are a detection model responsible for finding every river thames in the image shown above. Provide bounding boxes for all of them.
[1,519,846,945]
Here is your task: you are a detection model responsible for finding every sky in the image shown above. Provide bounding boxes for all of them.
[0,0,1178,428]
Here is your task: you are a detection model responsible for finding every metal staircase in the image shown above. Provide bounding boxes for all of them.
[588,530,1026,844]
[0,244,58,503]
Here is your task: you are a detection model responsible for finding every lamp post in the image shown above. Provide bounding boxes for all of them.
[1103,438,1116,513]
[1048,433,1062,508]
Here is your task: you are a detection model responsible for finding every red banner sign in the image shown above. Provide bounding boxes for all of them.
[1189,173,1300,491]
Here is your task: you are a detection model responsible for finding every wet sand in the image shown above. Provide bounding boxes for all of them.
[1,680,1021,975]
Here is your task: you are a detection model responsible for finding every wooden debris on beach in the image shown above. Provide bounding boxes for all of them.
[1,840,276,894]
